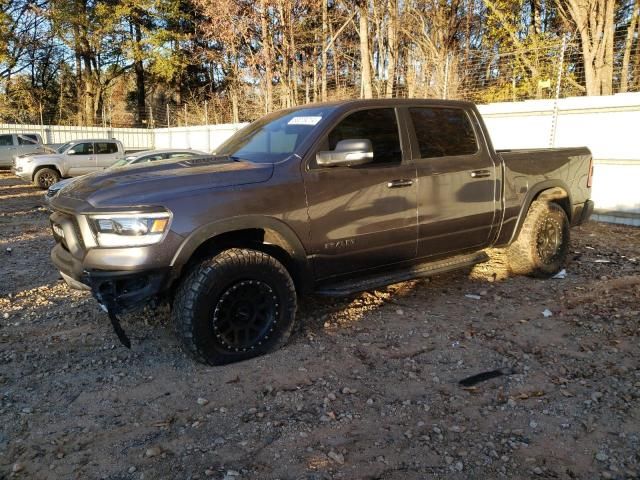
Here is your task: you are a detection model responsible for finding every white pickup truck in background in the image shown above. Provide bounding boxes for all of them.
[12,138,124,188]
[0,133,45,167]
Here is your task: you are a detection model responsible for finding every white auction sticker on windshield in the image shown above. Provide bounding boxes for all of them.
[287,116,322,126]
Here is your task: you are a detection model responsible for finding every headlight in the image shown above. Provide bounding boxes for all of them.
[88,211,172,247]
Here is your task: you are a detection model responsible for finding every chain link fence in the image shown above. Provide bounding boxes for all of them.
[1,28,638,129]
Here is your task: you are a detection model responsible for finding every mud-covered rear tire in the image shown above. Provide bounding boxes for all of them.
[507,200,570,278]
[172,248,297,365]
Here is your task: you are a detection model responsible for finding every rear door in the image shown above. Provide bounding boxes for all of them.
[408,106,497,258]
[0,134,15,166]
[65,142,96,175]
[95,141,120,168]
[302,107,418,279]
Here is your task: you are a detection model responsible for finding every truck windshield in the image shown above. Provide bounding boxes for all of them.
[56,142,73,153]
[215,106,334,163]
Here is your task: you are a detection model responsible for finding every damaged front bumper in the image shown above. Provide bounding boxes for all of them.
[52,243,171,348]
[52,243,170,313]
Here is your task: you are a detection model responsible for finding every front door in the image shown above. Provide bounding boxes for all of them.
[407,106,497,258]
[65,142,96,175]
[303,108,417,279]
[0,134,15,166]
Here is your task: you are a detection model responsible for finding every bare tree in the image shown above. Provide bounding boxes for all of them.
[557,0,616,95]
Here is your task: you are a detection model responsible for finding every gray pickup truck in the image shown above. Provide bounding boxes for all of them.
[0,133,44,167]
[13,138,124,188]
[49,99,594,364]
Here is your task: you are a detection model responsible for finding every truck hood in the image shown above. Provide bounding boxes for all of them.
[57,156,274,208]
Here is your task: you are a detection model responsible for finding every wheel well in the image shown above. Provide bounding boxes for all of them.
[32,165,61,180]
[179,228,306,293]
[534,187,571,221]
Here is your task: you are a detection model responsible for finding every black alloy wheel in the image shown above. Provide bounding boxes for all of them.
[212,280,279,352]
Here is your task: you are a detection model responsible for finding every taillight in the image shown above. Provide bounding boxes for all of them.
[587,158,594,188]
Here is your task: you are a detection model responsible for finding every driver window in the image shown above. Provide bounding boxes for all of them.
[326,108,401,165]
[70,143,94,155]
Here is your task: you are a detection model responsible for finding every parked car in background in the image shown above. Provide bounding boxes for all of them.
[43,149,207,203]
[13,138,124,188]
[0,133,44,167]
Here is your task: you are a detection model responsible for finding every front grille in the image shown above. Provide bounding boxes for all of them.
[70,217,85,249]
[50,211,85,254]
[51,220,69,251]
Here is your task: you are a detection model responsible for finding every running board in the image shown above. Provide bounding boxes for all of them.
[315,251,489,296]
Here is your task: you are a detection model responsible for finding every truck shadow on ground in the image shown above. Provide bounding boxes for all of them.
[0,172,47,216]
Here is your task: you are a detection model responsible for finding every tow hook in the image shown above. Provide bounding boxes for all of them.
[96,294,132,349]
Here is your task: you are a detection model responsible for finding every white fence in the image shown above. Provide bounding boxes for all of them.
[153,124,247,152]
[0,123,155,150]
[2,93,639,224]
[478,93,640,222]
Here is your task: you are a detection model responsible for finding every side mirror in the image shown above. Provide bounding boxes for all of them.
[316,139,374,167]
[67,149,76,155]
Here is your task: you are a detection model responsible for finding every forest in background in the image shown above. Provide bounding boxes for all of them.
[0,0,639,127]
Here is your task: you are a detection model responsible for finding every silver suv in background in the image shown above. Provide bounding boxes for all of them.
[0,133,44,167]
[44,149,208,203]
[13,138,124,188]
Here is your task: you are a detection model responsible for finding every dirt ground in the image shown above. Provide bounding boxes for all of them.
[0,170,639,480]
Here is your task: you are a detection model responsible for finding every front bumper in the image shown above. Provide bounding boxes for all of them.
[52,243,170,313]
[12,166,33,182]
[49,207,182,314]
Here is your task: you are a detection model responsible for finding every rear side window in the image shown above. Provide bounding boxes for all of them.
[409,107,478,159]
[0,135,13,146]
[95,142,118,154]
[167,152,196,159]
[17,134,38,145]
[327,108,401,165]
[134,154,164,163]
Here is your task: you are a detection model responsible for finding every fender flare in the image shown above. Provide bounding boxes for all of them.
[169,215,313,292]
[32,163,63,181]
[507,179,573,245]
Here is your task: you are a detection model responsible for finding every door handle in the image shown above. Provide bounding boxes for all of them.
[387,179,413,188]
[470,169,491,178]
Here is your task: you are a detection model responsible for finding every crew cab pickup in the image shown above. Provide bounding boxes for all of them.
[0,133,44,167]
[14,138,124,188]
[48,99,594,365]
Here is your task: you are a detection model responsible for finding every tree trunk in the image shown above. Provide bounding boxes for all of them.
[358,1,373,99]
[621,0,639,92]
[133,20,146,127]
[260,0,273,113]
[289,7,298,106]
[231,88,239,123]
[386,0,398,98]
[313,36,318,102]
[561,0,616,96]
[635,20,640,89]
[74,26,83,125]
[600,0,615,95]
[321,0,328,101]
[530,0,541,35]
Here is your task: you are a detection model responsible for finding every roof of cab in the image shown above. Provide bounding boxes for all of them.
[286,97,477,111]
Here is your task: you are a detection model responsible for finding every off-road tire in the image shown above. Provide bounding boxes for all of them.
[33,168,60,189]
[172,248,297,365]
[507,200,570,278]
